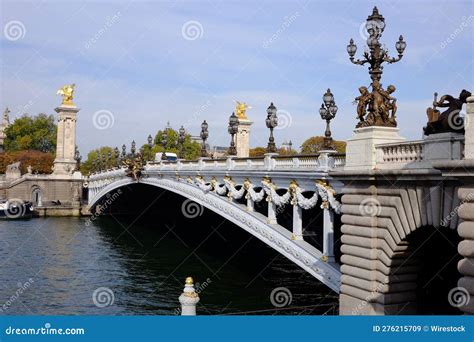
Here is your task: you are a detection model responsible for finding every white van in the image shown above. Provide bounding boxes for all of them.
[154,152,178,162]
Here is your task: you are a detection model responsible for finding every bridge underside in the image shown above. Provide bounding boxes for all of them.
[89,177,342,293]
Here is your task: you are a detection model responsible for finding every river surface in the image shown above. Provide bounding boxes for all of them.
[0,217,337,315]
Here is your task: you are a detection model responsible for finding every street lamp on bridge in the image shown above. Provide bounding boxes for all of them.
[265,102,278,154]
[161,126,168,160]
[319,89,338,150]
[347,6,406,128]
[200,120,209,158]
[147,134,153,161]
[131,140,136,157]
[227,112,238,156]
[178,126,186,159]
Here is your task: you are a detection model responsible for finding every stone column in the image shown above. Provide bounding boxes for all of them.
[235,118,252,158]
[53,104,79,175]
[465,96,474,159]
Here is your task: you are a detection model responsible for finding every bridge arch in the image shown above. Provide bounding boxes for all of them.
[339,184,461,315]
[88,176,341,292]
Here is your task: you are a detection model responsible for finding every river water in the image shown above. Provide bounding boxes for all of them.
[0,216,337,315]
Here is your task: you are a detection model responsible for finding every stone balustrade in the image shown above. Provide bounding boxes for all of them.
[375,133,464,169]
[376,141,424,166]
[140,152,345,172]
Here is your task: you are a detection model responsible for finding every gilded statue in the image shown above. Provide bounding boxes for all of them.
[57,83,76,105]
[235,101,251,119]
[423,89,471,136]
[122,153,144,182]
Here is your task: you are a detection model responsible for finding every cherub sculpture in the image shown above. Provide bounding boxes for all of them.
[354,86,371,125]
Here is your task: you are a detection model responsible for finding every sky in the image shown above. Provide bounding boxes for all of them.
[0,0,472,154]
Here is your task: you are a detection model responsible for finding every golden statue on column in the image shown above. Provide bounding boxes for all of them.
[235,101,251,119]
[57,83,76,106]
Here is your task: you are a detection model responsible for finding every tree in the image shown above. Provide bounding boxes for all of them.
[300,136,346,154]
[4,114,57,153]
[150,128,201,160]
[80,146,118,175]
[0,150,54,174]
[249,146,267,157]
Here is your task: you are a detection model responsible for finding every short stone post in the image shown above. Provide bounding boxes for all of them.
[267,197,277,224]
[322,204,335,262]
[178,277,199,316]
[292,205,303,240]
[246,196,254,212]
[317,150,335,171]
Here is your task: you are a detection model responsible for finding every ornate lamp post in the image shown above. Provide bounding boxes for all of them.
[74,146,81,171]
[114,147,120,166]
[347,6,406,128]
[319,89,338,150]
[101,153,107,170]
[147,134,153,161]
[131,140,136,157]
[178,125,186,159]
[121,144,127,160]
[227,112,239,156]
[200,120,209,158]
[288,140,293,154]
[265,102,278,153]
[161,127,168,160]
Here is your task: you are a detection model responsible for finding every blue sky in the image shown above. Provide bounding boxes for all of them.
[1,0,472,153]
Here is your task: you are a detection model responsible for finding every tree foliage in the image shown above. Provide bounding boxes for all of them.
[300,136,346,154]
[4,114,57,153]
[249,146,297,157]
[0,150,54,174]
[80,146,118,175]
[149,128,201,160]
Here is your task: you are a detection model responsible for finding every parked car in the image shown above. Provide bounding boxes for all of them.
[154,152,178,163]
